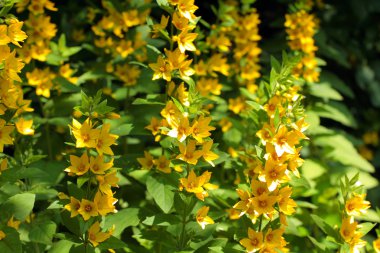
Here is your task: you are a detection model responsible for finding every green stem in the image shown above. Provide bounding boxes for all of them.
[258,215,263,232]
[178,199,188,249]
[38,97,53,160]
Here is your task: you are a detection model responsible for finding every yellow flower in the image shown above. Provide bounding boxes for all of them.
[218,118,232,133]
[90,155,113,175]
[256,123,275,145]
[191,116,215,143]
[0,119,14,152]
[200,140,219,167]
[7,21,28,47]
[196,77,222,97]
[172,11,195,31]
[0,158,8,174]
[15,117,34,135]
[149,55,172,81]
[7,216,21,230]
[363,131,378,146]
[340,217,358,243]
[264,228,284,248]
[373,238,380,253]
[177,140,203,165]
[271,126,299,157]
[153,155,171,174]
[250,193,278,216]
[0,25,11,45]
[251,179,269,197]
[228,96,247,114]
[70,118,100,149]
[137,151,154,170]
[165,48,194,79]
[173,29,198,53]
[26,68,55,98]
[0,230,5,240]
[179,170,217,201]
[345,193,370,216]
[97,170,119,196]
[259,157,287,191]
[196,206,214,229]
[161,101,181,125]
[78,199,98,221]
[151,15,169,38]
[239,228,263,253]
[64,197,81,218]
[65,153,90,176]
[94,191,117,216]
[3,50,24,82]
[277,186,297,215]
[233,189,252,217]
[95,123,118,155]
[177,0,198,21]
[263,95,284,119]
[167,115,192,142]
[88,221,113,247]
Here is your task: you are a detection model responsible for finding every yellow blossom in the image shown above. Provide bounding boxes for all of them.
[95,123,118,155]
[90,155,113,175]
[173,29,198,53]
[94,191,117,216]
[177,140,203,165]
[179,170,217,201]
[78,199,98,221]
[137,151,154,170]
[345,193,370,216]
[0,119,14,152]
[88,221,113,247]
[65,153,90,176]
[149,55,172,81]
[153,155,171,174]
[7,216,21,230]
[239,228,263,253]
[15,117,34,135]
[70,118,100,149]
[196,206,214,229]
[0,230,5,240]
[64,197,81,218]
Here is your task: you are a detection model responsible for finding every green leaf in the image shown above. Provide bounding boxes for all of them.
[309,83,343,101]
[48,240,75,253]
[356,222,376,237]
[1,193,35,221]
[301,159,327,180]
[314,133,375,173]
[97,236,128,250]
[104,208,140,236]
[310,214,341,243]
[53,76,80,92]
[312,102,357,128]
[146,174,175,213]
[29,220,57,245]
[0,227,22,253]
[319,71,354,99]
[307,236,326,251]
[111,123,133,136]
[246,101,262,111]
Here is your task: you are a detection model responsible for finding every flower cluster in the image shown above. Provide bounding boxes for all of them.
[16,0,58,97]
[141,0,221,231]
[89,1,149,87]
[235,76,308,252]
[0,5,34,240]
[63,104,119,247]
[285,9,320,82]
[339,184,371,252]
